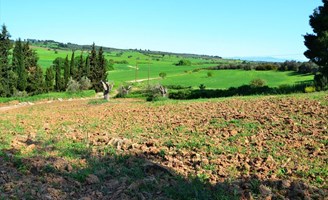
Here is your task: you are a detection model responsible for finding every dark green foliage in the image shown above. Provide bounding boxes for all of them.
[13,38,27,91]
[27,65,44,95]
[76,53,85,80]
[97,47,107,81]
[84,55,90,79]
[89,44,107,92]
[1,71,18,97]
[89,43,98,91]
[279,60,301,71]
[207,71,213,77]
[0,25,13,97]
[168,83,313,100]
[159,72,167,79]
[115,60,129,64]
[199,84,206,90]
[53,57,64,91]
[0,25,12,72]
[45,67,55,92]
[304,0,328,88]
[314,73,328,90]
[298,62,318,74]
[70,51,77,78]
[64,55,70,87]
[254,63,279,71]
[176,59,192,66]
[23,42,38,71]
[165,85,192,90]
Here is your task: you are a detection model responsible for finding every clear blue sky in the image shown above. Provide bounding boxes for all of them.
[0,0,322,60]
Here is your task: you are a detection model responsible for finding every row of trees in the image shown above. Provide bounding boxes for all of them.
[0,25,108,97]
[50,43,107,92]
[0,26,44,97]
[207,60,319,74]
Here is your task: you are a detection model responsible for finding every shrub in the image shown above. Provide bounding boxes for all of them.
[168,89,192,99]
[13,90,28,97]
[159,72,167,79]
[250,79,267,87]
[207,72,213,77]
[199,84,206,90]
[66,78,81,93]
[165,85,192,90]
[176,59,191,66]
[146,84,168,101]
[79,76,92,90]
[117,84,132,98]
[304,86,316,93]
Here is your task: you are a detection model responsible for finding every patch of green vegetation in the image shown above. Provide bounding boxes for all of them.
[55,140,90,159]
[0,90,96,103]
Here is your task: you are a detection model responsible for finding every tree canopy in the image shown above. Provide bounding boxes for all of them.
[304,0,328,89]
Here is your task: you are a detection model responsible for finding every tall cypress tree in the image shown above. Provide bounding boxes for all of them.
[0,25,12,73]
[53,57,64,91]
[45,66,55,92]
[70,51,76,78]
[13,38,27,91]
[89,43,99,91]
[77,53,84,80]
[64,55,70,87]
[85,55,90,79]
[0,25,14,97]
[97,47,107,82]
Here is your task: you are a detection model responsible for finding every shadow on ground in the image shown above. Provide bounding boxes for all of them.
[0,138,326,200]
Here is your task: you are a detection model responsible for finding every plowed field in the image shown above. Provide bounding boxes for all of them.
[0,94,327,199]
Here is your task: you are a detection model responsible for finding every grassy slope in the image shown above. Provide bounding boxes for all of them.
[33,46,314,90]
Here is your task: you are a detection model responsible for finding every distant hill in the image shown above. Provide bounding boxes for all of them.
[230,56,307,63]
[25,39,222,60]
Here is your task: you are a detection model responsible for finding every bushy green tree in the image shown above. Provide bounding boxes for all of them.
[89,44,107,92]
[159,72,167,79]
[304,0,328,89]
[23,42,38,72]
[176,59,191,66]
[27,65,44,94]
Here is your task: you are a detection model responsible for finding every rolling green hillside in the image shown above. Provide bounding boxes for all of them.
[32,45,313,90]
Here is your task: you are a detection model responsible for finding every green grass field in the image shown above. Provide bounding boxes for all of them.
[33,46,314,90]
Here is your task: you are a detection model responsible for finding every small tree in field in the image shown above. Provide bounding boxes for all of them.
[250,78,266,87]
[159,72,167,79]
[207,72,213,77]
